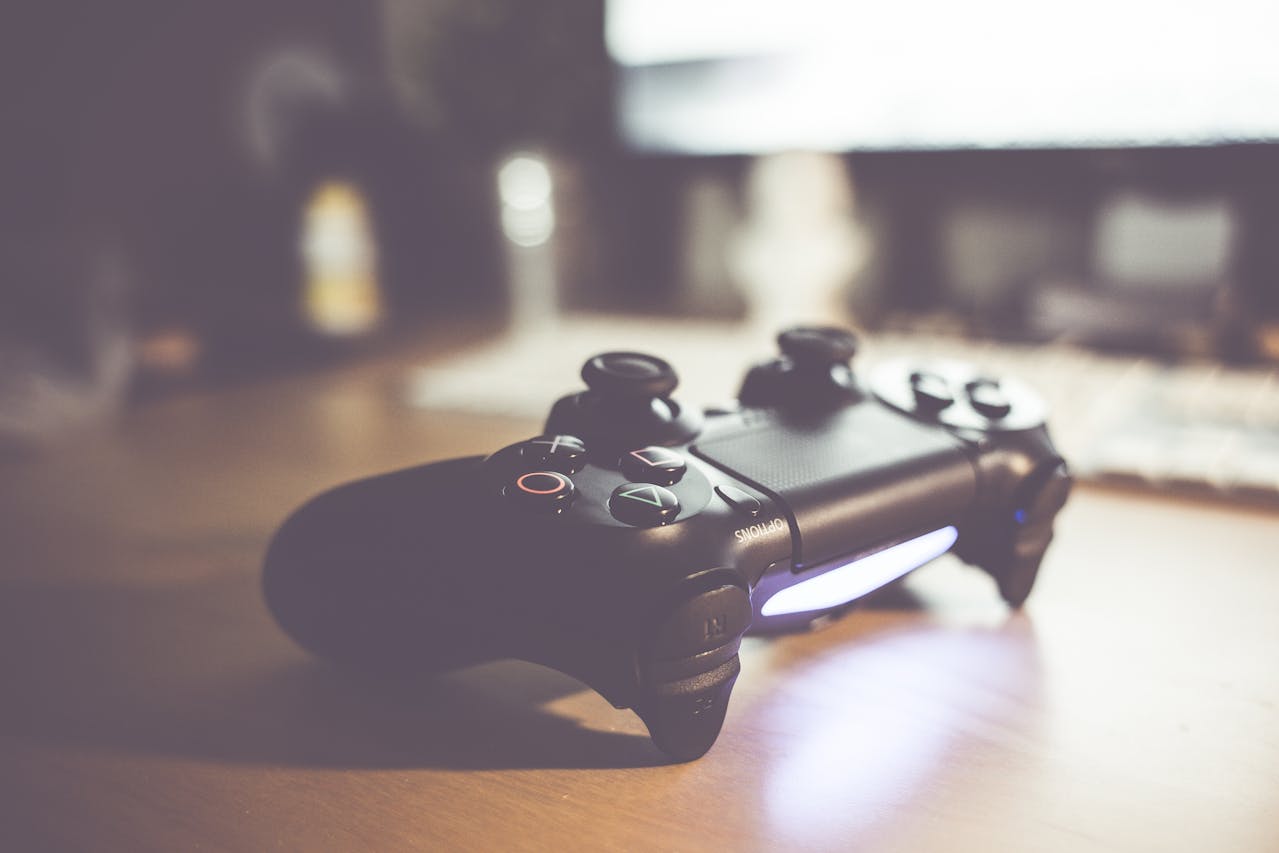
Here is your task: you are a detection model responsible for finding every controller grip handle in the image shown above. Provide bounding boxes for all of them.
[635,657,740,762]
[630,579,753,760]
[961,460,1071,608]
[263,456,503,671]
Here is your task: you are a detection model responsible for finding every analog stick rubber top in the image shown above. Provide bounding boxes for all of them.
[582,352,680,399]
[777,327,858,368]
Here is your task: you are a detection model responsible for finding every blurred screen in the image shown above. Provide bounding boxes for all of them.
[607,0,1279,153]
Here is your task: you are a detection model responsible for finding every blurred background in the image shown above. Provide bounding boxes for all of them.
[3,0,1278,502]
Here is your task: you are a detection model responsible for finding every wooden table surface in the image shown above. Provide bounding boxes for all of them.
[2,350,1278,852]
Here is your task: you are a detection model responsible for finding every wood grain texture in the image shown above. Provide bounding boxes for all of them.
[2,352,1277,852]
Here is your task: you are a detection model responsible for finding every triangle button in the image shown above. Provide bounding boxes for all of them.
[619,485,665,507]
[610,482,680,527]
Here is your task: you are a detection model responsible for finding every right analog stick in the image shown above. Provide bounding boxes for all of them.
[777,326,858,369]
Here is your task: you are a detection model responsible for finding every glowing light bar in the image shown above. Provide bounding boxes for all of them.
[759,526,958,617]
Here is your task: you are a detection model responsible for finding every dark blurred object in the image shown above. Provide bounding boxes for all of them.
[387,0,679,314]
[0,0,505,410]
[836,147,1279,365]
[0,232,132,448]
[903,149,1277,362]
[389,0,613,158]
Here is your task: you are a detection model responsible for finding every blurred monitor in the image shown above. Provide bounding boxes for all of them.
[603,0,1279,361]
[606,0,1279,154]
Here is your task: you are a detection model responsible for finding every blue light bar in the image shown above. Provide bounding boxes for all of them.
[759,526,959,617]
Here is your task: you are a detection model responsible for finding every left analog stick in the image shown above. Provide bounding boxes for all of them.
[581,352,679,400]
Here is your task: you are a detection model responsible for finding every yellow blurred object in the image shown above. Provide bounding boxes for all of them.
[1257,322,1279,362]
[137,327,203,376]
[299,180,383,337]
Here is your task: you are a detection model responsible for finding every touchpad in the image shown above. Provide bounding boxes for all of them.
[691,405,976,565]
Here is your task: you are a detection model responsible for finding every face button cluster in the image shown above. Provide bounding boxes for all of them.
[503,435,697,527]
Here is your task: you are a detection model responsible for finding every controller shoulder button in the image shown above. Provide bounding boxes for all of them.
[651,584,752,660]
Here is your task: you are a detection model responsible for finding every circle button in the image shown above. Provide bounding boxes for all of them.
[506,471,575,511]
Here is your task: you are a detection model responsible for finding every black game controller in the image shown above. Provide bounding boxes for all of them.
[263,327,1070,761]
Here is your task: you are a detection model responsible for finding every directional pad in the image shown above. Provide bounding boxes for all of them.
[609,482,681,527]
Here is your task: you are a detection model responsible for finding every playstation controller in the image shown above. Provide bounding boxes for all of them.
[263,327,1070,761]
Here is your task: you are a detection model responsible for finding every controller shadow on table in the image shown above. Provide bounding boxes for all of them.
[0,572,669,771]
[0,561,1027,773]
